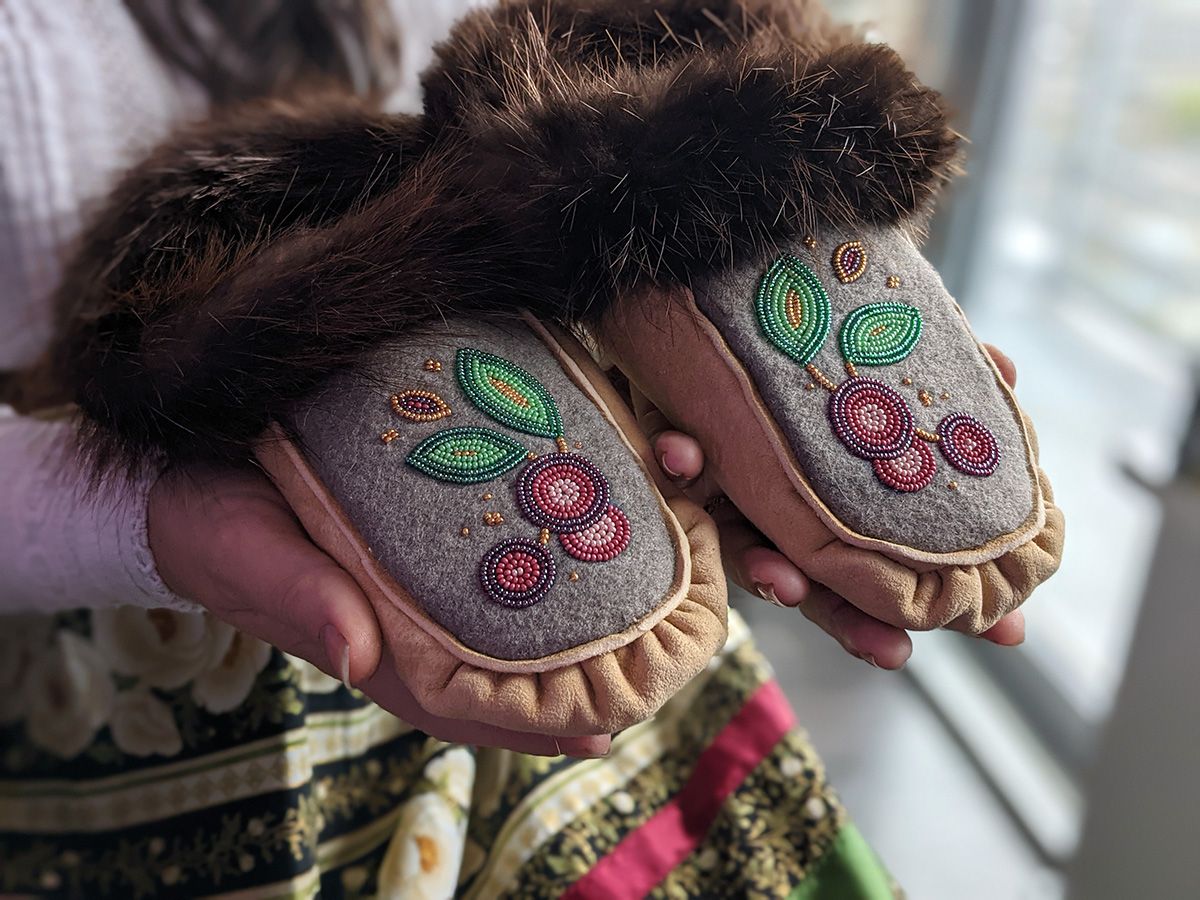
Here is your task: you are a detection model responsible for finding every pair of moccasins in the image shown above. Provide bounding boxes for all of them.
[51,0,1064,737]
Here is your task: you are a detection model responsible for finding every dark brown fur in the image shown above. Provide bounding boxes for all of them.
[40,0,960,471]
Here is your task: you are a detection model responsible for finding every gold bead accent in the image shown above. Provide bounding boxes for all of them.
[948,481,960,491]
[527,452,538,460]
[569,572,580,583]
[916,428,942,443]
[919,390,934,407]
[886,275,902,289]
[805,383,816,392]
[423,359,443,372]
[483,512,504,527]
[941,391,952,401]
[460,527,471,537]
[380,429,400,445]
[556,437,570,454]
[539,528,551,546]
[844,361,859,379]
[901,377,913,386]
[482,492,494,501]
[805,363,838,393]
[391,389,452,422]
[803,236,818,250]
[574,441,584,450]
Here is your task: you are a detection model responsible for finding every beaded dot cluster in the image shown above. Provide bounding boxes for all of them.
[391,389,452,423]
[456,348,564,439]
[406,426,528,484]
[755,254,833,366]
[827,378,915,461]
[937,414,1000,477]
[516,452,609,533]
[838,302,923,368]
[560,505,632,562]
[832,241,869,284]
[424,358,443,372]
[872,441,937,493]
[480,539,556,607]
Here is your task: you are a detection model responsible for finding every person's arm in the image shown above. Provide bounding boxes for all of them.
[0,409,196,612]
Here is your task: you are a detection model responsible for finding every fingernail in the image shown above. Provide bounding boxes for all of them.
[756,583,787,608]
[660,454,684,479]
[858,653,880,668]
[321,625,353,690]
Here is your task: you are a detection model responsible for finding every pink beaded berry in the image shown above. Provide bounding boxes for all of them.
[827,378,915,461]
[515,453,609,533]
[560,505,631,562]
[937,414,1000,477]
[480,539,556,607]
[873,440,937,492]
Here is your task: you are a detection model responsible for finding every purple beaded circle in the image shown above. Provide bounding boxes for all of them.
[480,539,556,608]
[937,414,1000,477]
[873,440,937,492]
[827,378,915,461]
[515,453,610,533]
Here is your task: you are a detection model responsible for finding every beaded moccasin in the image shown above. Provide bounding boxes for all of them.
[256,316,727,735]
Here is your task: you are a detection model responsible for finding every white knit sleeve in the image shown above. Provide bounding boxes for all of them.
[0,407,201,613]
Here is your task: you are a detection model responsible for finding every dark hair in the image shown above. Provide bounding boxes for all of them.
[123,0,401,104]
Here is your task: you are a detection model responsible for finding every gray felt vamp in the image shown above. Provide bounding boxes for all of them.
[286,320,681,661]
[694,225,1041,557]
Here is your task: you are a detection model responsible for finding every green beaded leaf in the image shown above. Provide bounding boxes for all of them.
[405,426,528,484]
[838,302,923,367]
[755,255,832,366]
[456,349,564,439]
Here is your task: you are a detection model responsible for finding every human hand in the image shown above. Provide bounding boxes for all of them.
[148,465,610,757]
[637,344,1026,670]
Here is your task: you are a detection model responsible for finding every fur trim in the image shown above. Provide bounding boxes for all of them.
[46,2,959,469]
[450,40,959,315]
[422,0,854,124]
[62,136,558,471]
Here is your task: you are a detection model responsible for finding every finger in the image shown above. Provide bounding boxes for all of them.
[979,610,1026,646]
[207,501,383,686]
[653,430,705,483]
[799,588,914,670]
[984,343,1017,388]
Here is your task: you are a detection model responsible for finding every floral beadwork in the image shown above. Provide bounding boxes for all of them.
[456,348,564,439]
[516,453,610,534]
[391,389,452,423]
[755,255,832,366]
[480,539,556,608]
[832,241,869,284]
[560,505,631,562]
[936,414,1000,477]
[392,347,634,608]
[754,239,1002,493]
[873,441,937,492]
[827,379,915,461]
[838,302,923,367]
[405,427,527,484]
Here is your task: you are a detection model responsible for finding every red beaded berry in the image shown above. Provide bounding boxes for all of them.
[516,453,609,533]
[873,440,937,492]
[937,414,1000,477]
[827,378,915,461]
[560,505,631,562]
[480,539,556,607]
